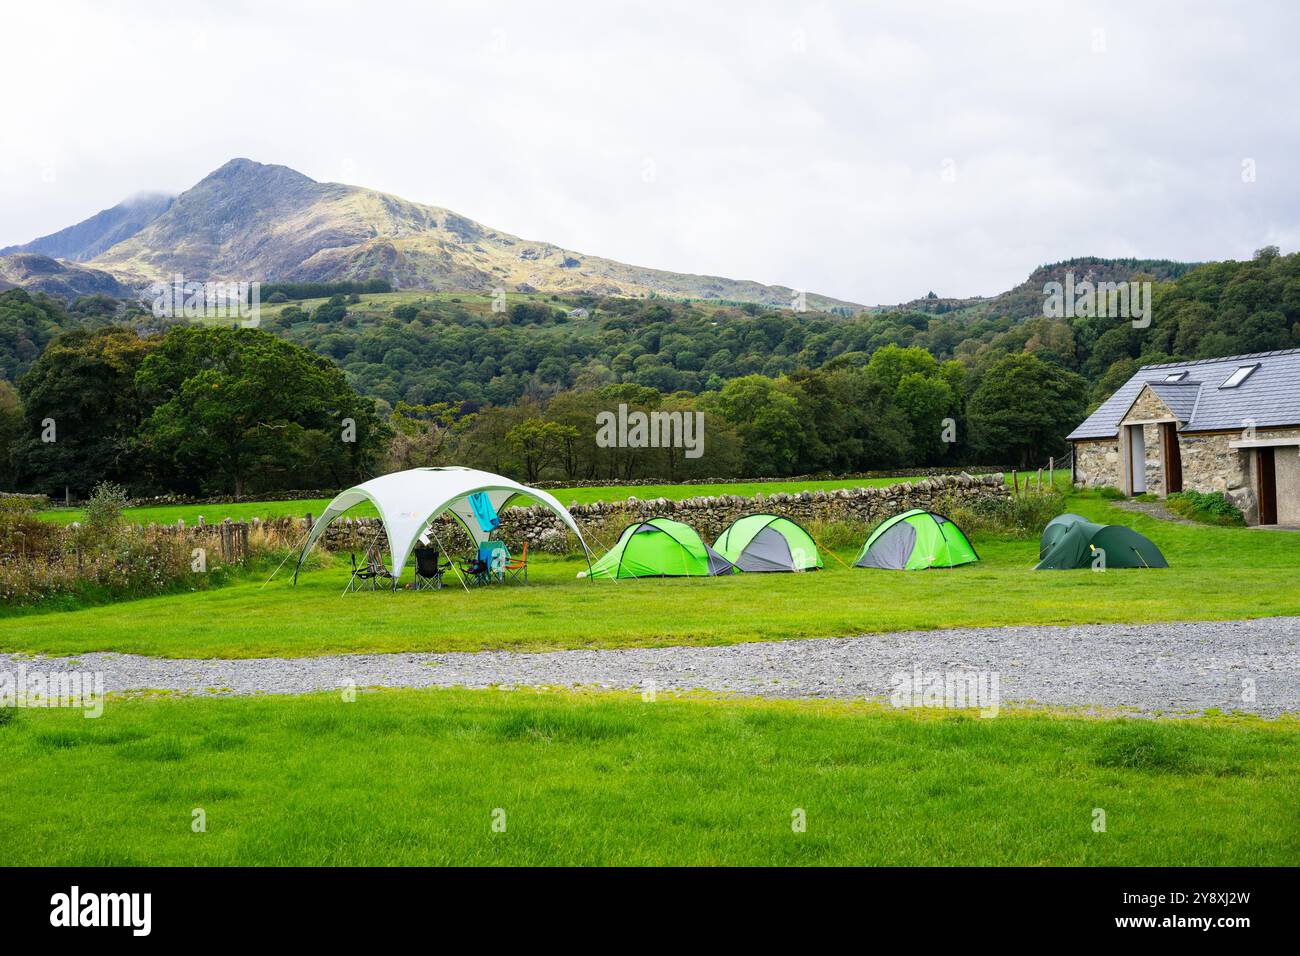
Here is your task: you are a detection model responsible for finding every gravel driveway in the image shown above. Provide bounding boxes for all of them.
[4,617,1297,716]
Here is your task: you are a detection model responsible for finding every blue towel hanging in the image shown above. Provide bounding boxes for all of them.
[468,492,500,533]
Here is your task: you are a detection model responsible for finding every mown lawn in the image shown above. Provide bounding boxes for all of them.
[3,495,1298,658]
[35,475,924,526]
[1,688,1295,866]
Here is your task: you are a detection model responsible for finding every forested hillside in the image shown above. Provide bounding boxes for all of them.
[260,249,1298,410]
[2,249,1297,496]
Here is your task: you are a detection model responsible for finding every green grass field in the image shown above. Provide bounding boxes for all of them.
[2,688,1295,866]
[5,485,1298,867]
[4,494,1298,658]
[36,475,927,526]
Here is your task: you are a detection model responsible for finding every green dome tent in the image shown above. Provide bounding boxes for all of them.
[584,517,735,580]
[855,509,979,570]
[1035,513,1168,570]
[713,514,823,572]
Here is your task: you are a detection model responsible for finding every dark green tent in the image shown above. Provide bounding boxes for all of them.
[1035,513,1168,570]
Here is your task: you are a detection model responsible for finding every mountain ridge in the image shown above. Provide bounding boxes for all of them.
[4,159,864,310]
[1,192,174,263]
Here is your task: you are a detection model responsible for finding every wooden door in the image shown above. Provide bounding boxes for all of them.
[1258,447,1277,525]
[1161,423,1183,494]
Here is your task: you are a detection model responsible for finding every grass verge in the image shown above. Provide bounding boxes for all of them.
[1,687,1295,866]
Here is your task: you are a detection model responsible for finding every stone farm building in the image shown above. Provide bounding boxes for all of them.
[1069,348,1300,526]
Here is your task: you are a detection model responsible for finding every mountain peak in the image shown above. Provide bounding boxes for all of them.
[198,158,316,188]
[8,160,863,309]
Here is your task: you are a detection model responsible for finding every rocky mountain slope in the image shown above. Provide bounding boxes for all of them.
[0,253,133,299]
[5,159,862,310]
[1,192,174,262]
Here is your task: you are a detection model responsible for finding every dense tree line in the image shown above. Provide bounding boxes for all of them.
[0,289,128,381]
[381,346,1085,481]
[257,251,1300,415]
[261,278,392,302]
[2,250,1297,493]
[8,326,385,498]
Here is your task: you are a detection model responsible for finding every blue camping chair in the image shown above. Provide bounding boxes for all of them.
[479,541,509,584]
[462,541,509,585]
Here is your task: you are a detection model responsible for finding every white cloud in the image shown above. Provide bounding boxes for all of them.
[1,0,1296,303]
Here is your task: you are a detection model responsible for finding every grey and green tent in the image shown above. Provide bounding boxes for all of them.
[713,514,823,572]
[585,517,735,580]
[855,509,979,570]
[1035,513,1168,570]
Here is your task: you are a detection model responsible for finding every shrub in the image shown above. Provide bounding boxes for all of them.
[83,481,128,533]
[801,518,863,552]
[0,518,301,609]
[1166,490,1245,526]
[937,490,1065,540]
[0,493,49,513]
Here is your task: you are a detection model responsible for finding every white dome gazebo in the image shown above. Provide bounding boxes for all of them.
[292,467,592,583]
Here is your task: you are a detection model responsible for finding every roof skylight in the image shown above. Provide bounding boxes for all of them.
[1163,371,1188,382]
[1219,364,1259,389]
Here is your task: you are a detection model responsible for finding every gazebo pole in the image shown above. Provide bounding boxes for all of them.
[427,524,472,593]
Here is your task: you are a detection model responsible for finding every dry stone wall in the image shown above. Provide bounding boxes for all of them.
[278,473,1010,555]
[130,474,1011,558]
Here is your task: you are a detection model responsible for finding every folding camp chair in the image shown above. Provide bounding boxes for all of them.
[504,542,528,584]
[412,546,448,591]
[346,545,396,592]
[459,554,490,586]
[479,541,509,584]
[345,552,373,592]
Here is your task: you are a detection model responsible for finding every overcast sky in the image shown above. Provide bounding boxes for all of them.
[2,0,1296,304]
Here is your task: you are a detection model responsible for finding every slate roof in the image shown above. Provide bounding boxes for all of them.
[1145,381,1203,423]
[1068,348,1300,441]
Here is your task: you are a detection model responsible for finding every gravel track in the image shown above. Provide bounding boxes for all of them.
[4,617,1298,716]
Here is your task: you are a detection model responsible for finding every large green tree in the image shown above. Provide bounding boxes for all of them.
[966,353,1086,467]
[0,380,22,490]
[135,327,385,496]
[14,326,155,496]
[706,375,806,477]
